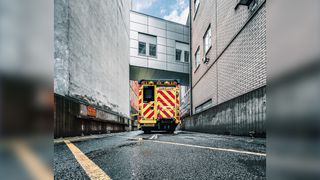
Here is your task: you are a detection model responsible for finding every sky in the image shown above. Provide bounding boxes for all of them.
[131,0,189,25]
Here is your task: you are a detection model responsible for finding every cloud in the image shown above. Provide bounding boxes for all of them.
[160,8,166,15]
[163,0,189,24]
[132,0,157,11]
[177,0,187,7]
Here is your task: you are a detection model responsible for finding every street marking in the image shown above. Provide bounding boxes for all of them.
[13,141,53,180]
[64,140,111,180]
[153,135,158,139]
[149,140,266,157]
[149,134,158,140]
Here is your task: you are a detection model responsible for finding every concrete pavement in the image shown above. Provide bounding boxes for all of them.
[54,131,266,179]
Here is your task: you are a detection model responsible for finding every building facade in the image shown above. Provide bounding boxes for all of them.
[54,0,131,137]
[129,11,190,85]
[129,80,139,130]
[183,0,266,136]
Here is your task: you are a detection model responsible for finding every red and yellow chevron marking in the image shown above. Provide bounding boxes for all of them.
[138,82,181,125]
[157,90,175,106]
[138,86,143,122]
[157,89,176,118]
[138,88,142,105]
[176,85,180,122]
[157,101,174,118]
[142,102,155,119]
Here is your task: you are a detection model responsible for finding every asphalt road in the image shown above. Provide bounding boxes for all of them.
[54,131,266,179]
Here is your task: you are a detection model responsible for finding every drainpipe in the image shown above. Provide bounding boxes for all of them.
[189,0,193,116]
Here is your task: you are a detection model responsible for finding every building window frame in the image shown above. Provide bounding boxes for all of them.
[203,25,212,55]
[194,47,200,69]
[176,49,182,62]
[149,43,157,57]
[184,51,189,63]
[143,86,155,103]
[138,41,146,56]
[194,0,200,20]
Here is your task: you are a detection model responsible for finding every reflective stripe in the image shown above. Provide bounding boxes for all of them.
[158,91,175,106]
[157,96,174,118]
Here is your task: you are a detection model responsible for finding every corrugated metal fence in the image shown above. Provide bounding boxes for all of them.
[54,94,129,138]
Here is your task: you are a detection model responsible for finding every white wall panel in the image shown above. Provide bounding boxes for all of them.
[166,55,175,62]
[130,22,147,33]
[167,22,184,33]
[148,17,166,29]
[167,39,175,47]
[167,62,184,72]
[167,47,175,55]
[184,64,189,73]
[130,30,138,39]
[130,39,138,48]
[148,26,166,37]
[157,52,166,61]
[130,12,147,24]
[157,44,166,53]
[148,60,166,69]
[130,56,148,67]
[157,37,166,45]
[130,48,138,56]
[167,31,184,41]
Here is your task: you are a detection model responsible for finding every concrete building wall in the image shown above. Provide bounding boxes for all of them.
[54,0,131,137]
[54,0,70,96]
[186,0,266,136]
[54,0,130,117]
[130,11,190,74]
[182,86,266,137]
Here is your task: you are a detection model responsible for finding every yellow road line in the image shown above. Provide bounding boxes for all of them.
[149,140,266,157]
[13,141,53,180]
[64,140,111,180]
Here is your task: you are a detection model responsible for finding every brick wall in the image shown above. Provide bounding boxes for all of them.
[191,0,266,112]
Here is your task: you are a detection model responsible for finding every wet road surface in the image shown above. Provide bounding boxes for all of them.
[54,131,266,179]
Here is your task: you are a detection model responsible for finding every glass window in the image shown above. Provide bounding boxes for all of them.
[138,42,146,55]
[176,49,182,61]
[149,44,157,57]
[203,26,212,54]
[195,48,200,67]
[184,51,189,62]
[194,0,200,13]
[143,86,154,103]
